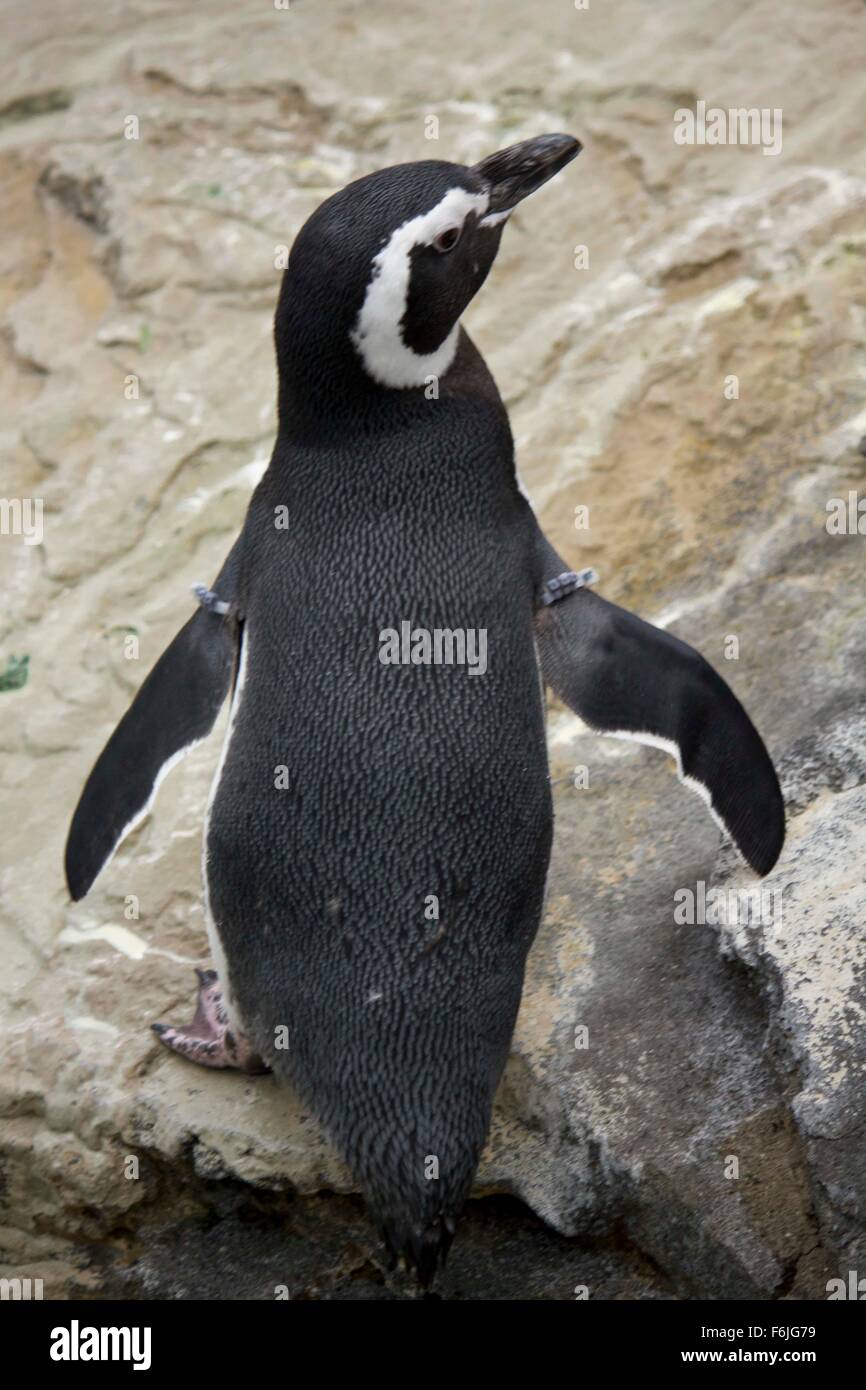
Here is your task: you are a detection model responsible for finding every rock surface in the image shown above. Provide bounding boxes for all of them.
[1,0,864,1299]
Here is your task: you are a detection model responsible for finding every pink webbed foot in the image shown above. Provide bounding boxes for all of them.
[152,968,270,1074]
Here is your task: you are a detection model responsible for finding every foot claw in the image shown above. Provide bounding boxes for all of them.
[153,970,270,1074]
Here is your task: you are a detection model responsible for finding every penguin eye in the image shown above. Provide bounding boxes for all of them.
[433,225,461,254]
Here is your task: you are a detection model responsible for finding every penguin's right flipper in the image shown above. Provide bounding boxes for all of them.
[532,525,785,876]
[64,541,243,901]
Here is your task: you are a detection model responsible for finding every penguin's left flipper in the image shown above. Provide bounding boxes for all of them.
[64,541,243,902]
[532,526,785,876]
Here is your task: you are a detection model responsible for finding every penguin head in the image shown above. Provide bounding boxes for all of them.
[275,134,581,406]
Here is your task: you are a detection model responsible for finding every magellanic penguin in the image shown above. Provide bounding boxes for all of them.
[65,135,785,1285]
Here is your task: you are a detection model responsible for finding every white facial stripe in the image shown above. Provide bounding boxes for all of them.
[479,206,514,228]
[350,186,489,389]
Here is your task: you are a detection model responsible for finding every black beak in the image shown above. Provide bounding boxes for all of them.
[472,133,582,217]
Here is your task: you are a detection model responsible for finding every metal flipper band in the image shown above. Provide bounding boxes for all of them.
[540,568,598,606]
[192,583,230,616]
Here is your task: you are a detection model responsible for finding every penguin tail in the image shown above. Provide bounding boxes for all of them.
[380,1211,457,1288]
